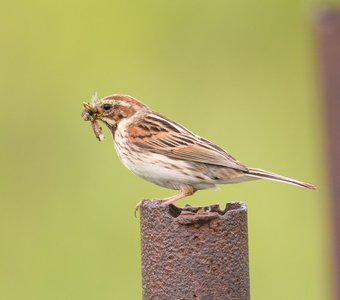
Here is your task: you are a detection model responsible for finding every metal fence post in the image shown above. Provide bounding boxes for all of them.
[314,9,340,300]
[139,201,250,300]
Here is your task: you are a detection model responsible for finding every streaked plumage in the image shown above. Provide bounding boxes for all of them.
[81,94,315,207]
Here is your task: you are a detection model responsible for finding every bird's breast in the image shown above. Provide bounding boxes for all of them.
[112,133,215,190]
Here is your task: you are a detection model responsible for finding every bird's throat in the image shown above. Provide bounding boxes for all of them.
[106,123,117,138]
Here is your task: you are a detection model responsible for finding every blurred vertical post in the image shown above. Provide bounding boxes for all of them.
[314,9,340,300]
[139,201,250,300]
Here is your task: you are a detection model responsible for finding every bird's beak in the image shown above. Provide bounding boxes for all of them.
[82,102,100,121]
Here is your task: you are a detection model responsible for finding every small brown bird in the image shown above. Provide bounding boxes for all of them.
[82,94,315,207]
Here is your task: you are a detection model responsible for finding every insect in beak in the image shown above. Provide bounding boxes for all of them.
[83,102,93,111]
[82,102,99,121]
[81,102,104,141]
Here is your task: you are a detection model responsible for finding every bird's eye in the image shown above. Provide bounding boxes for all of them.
[103,103,112,111]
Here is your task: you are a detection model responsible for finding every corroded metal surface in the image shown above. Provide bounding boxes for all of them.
[314,9,340,300]
[140,201,250,300]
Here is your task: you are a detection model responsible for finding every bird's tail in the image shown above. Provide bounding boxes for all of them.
[246,168,316,190]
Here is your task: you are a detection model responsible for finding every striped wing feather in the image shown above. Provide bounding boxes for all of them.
[128,113,248,172]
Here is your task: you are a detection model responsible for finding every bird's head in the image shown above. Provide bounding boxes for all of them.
[82,93,146,129]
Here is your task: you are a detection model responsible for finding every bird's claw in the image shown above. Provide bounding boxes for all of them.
[134,199,145,217]
[134,198,163,217]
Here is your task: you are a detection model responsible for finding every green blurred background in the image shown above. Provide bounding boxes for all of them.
[1,0,338,299]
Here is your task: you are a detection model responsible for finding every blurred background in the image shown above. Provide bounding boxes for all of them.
[1,0,339,299]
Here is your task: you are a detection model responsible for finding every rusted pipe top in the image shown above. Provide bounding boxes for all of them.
[141,200,247,225]
[139,201,250,300]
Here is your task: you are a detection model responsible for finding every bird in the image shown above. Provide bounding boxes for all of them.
[81,93,316,209]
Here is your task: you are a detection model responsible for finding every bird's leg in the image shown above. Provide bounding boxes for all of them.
[134,185,196,217]
[160,185,196,204]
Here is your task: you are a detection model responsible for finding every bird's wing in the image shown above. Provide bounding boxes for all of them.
[127,112,248,171]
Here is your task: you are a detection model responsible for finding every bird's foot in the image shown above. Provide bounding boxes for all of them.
[134,198,159,217]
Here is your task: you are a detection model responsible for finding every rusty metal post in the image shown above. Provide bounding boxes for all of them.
[139,201,250,300]
[314,9,340,300]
